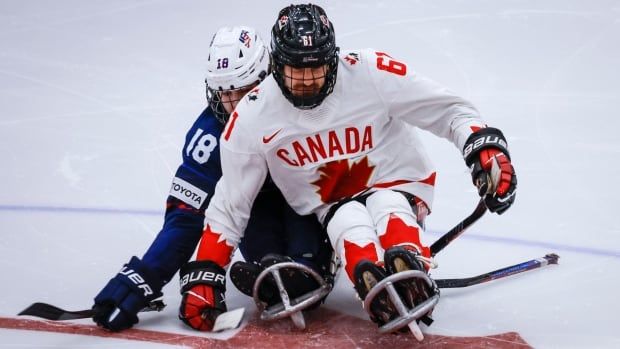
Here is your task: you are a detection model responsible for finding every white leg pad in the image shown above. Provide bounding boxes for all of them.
[326,200,382,275]
[366,190,420,237]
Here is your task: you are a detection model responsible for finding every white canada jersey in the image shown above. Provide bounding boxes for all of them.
[205,49,485,246]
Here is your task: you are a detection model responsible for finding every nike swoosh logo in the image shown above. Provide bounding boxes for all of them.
[262,129,282,144]
[497,191,516,203]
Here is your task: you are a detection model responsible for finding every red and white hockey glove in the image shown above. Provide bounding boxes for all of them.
[178,261,227,331]
[463,127,517,214]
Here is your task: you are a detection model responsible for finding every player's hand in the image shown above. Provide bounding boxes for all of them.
[178,260,227,331]
[92,256,163,331]
[463,127,517,214]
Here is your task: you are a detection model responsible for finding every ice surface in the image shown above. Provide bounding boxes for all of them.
[1,1,619,348]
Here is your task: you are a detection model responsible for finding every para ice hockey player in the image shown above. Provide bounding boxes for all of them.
[91,26,333,332]
[182,3,517,334]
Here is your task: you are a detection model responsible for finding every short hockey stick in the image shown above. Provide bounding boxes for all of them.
[435,253,559,288]
[18,300,166,321]
[430,198,487,256]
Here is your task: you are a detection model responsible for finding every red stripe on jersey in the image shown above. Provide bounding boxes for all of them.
[373,179,412,189]
[223,111,239,141]
[196,225,234,267]
[343,240,378,282]
[166,200,201,214]
[418,172,436,186]
[372,172,435,189]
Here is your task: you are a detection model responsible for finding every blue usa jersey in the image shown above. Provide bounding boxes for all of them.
[140,107,228,285]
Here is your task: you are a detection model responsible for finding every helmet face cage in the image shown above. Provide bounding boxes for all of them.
[272,53,338,110]
[271,4,339,109]
[206,86,228,125]
[205,26,270,124]
[206,83,258,124]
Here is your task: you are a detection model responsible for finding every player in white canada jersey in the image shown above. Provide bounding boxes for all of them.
[191,3,517,331]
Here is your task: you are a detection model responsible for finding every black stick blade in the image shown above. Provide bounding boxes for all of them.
[18,302,93,320]
[545,253,560,264]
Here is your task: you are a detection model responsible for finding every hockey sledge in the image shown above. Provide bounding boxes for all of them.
[362,270,439,341]
[360,199,558,341]
[252,261,332,329]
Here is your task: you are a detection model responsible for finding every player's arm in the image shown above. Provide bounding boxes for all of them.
[362,49,482,147]
[365,49,516,213]
[92,111,222,331]
[179,109,269,331]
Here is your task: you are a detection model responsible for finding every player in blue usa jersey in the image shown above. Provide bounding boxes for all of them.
[92,26,333,332]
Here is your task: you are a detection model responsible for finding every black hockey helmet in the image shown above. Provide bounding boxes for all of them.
[271,4,339,109]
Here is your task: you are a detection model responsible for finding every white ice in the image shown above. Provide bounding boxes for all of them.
[1,1,619,348]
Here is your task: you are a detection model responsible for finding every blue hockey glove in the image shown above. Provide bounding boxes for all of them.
[92,256,164,331]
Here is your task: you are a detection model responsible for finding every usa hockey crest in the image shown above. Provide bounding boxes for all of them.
[239,30,252,48]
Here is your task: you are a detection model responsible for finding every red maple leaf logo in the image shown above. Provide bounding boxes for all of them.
[196,224,234,267]
[343,240,378,280]
[311,156,375,203]
[344,56,357,65]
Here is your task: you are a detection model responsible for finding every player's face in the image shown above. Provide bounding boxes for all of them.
[219,84,257,114]
[282,65,327,97]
